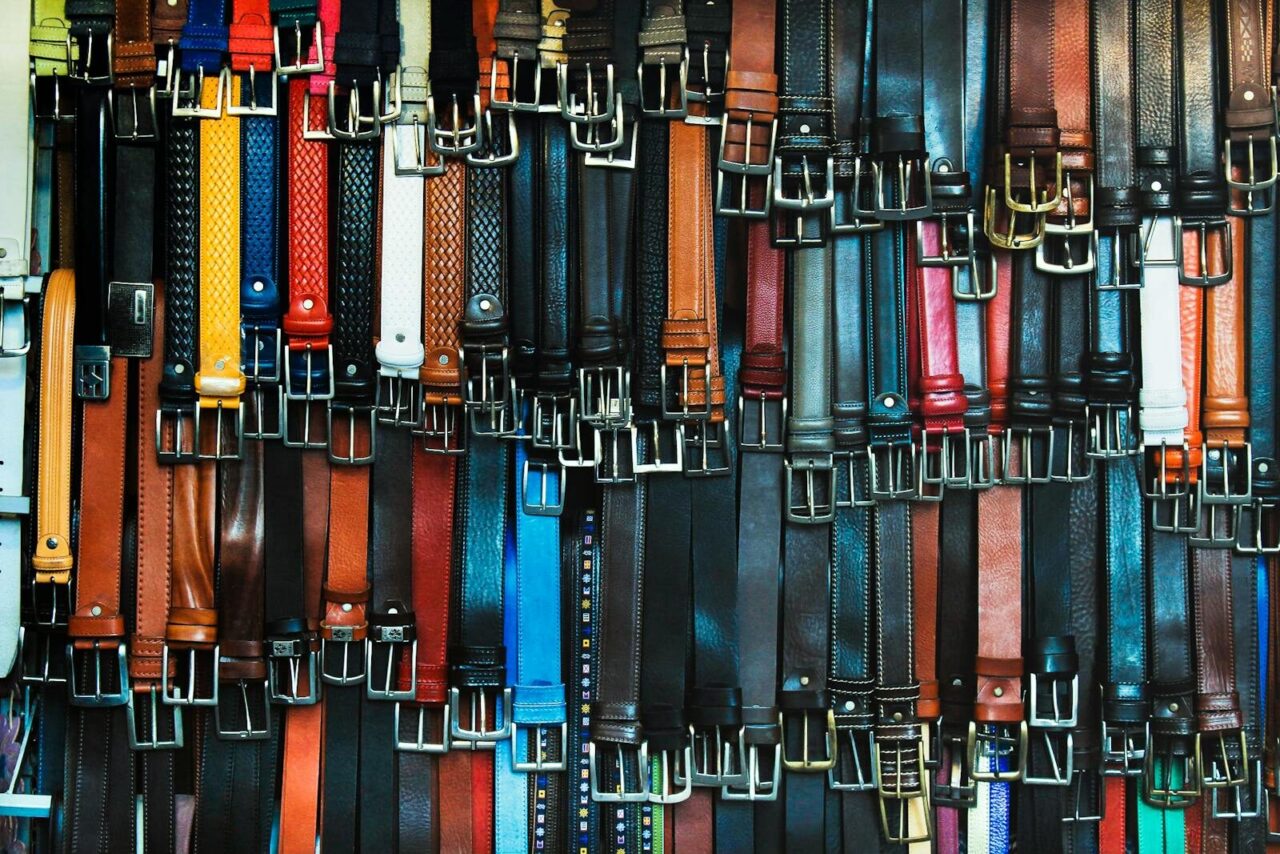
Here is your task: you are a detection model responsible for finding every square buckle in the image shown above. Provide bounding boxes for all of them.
[630,420,685,475]
[834,451,878,508]
[73,344,111,400]
[1224,132,1279,215]
[687,724,748,787]
[1211,758,1264,819]
[683,420,730,477]
[242,323,282,386]
[389,116,446,175]
[20,626,69,683]
[489,53,544,113]
[967,720,1029,781]
[171,65,228,120]
[1024,728,1075,786]
[829,726,877,791]
[462,345,518,436]
[425,84,484,156]
[511,721,569,772]
[637,48,690,118]
[915,426,972,497]
[521,458,566,516]
[592,425,637,484]
[160,644,220,706]
[556,62,619,125]
[589,741,651,802]
[155,403,199,463]
[785,454,836,524]
[393,701,452,753]
[1198,730,1250,789]
[1002,424,1056,484]
[1063,765,1106,822]
[1143,730,1201,807]
[1035,172,1096,274]
[226,64,278,117]
[648,739,694,803]
[213,678,272,740]
[872,153,934,221]
[1101,720,1148,776]
[376,371,424,427]
[1233,498,1280,554]
[1049,419,1097,482]
[326,401,377,465]
[714,112,777,218]
[659,358,712,421]
[65,640,128,707]
[577,366,631,428]
[682,41,727,124]
[772,154,835,247]
[126,684,185,750]
[67,30,114,85]
[365,624,417,701]
[1086,403,1138,459]
[194,400,246,461]
[325,76,384,140]
[720,740,781,801]
[266,634,320,705]
[1174,216,1234,286]
[108,85,159,140]
[319,630,367,686]
[273,20,325,76]
[778,708,837,771]
[448,685,513,746]
[737,393,786,452]
[531,392,576,450]
[830,154,884,234]
[414,394,468,455]
[867,441,918,501]
[1199,441,1253,505]
[1028,673,1079,730]
[465,107,522,167]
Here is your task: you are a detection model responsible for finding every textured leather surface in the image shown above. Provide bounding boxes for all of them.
[912,502,939,719]
[915,222,966,426]
[974,483,1023,723]
[420,162,465,395]
[1192,533,1242,732]
[410,449,456,703]
[164,116,200,402]
[376,133,426,376]
[787,244,833,454]
[219,441,266,678]
[283,78,333,353]
[334,140,378,401]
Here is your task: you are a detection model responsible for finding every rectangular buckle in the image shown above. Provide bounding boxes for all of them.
[867,441,918,501]
[1224,133,1279,215]
[448,685,512,746]
[688,724,748,787]
[282,396,329,449]
[648,739,694,803]
[462,344,517,435]
[1198,730,1250,789]
[466,107,522,167]
[721,740,781,801]
[226,65,278,117]
[932,725,977,807]
[319,631,367,686]
[242,323,282,386]
[1035,172,1096,274]
[1049,419,1096,482]
[521,458,566,516]
[681,41,727,124]
[365,628,417,701]
[592,425,637,484]
[629,420,685,475]
[19,626,68,683]
[582,113,638,168]
[414,395,468,455]
[1174,216,1234,286]
[683,420,730,477]
[737,393,786,452]
[126,684,185,750]
[916,209,977,267]
[1199,441,1253,505]
[389,117,446,175]
[489,53,544,113]
[830,154,884,234]
[558,416,599,469]
[659,359,713,422]
[915,427,971,498]
[73,344,111,400]
[1086,403,1138,459]
[154,403,199,462]
[1211,758,1264,819]
[1097,225,1145,290]
[160,644,220,706]
[1002,149,1064,214]
[30,68,75,123]
[588,741,651,802]
[785,454,836,524]
[108,86,159,140]
[511,721,569,772]
[65,640,129,707]
[874,736,933,844]
[577,365,631,427]
[0,289,32,357]
[715,113,777,218]
[1233,498,1280,554]
[213,678,272,740]
[830,726,877,791]
[1024,728,1075,786]
[171,66,228,119]
[394,701,451,753]
[273,20,325,76]
[1002,424,1055,484]
[967,720,1029,781]
[376,371,423,427]
[637,49,690,118]
[1063,765,1105,822]
[772,154,835,247]
[1143,731,1201,807]
[283,342,336,401]
[779,708,837,771]
[267,635,320,705]
[326,402,377,465]
[556,62,619,125]
[425,84,484,156]
[194,400,246,461]
[1101,720,1148,776]
[872,153,934,221]
[324,76,384,140]
[531,392,576,450]
[983,184,1047,249]
[1028,672,1079,730]
[67,30,114,85]
[834,450,878,507]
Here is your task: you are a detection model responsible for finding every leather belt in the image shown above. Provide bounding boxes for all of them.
[715,0,777,219]
[1223,0,1278,216]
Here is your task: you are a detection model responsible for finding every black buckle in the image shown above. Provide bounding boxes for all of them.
[1143,730,1201,808]
[967,721,1029,781]
[511,721,569,772]
[867,440,917,501]
[874,734,933,844]
[273,20,325,76]
[1174,216,1233,286]
[1024,728,1075,787]
[736,393,786,452]
[66,640,129,707]
[637,48,689,118]
[715,113,777,218]
[1096,226,1145,290]
[577,366,632,428]
[425,83,484,156]
[719,740,781,801]
[109,85,159,140]
[688,724,748,787]
[772,153,835,246]
[414,394,468,455]
[73,344,111,400]
[785,454,836,523]
[19,626,68,683]
[872,153,934,221]
[521,458,566,516]
[155,402,200,462]
[1049,419,1096,482]
[778,708,837,772]
[126,684,185,750]
[194,400,246,461]
[1035,172,1096,274]
[1198,730,1250,789]
[326,401,377,466]
[266,634,320,705]
[1002,424,1055,484]
[365,621,417,701]
[1101,721,1148,776]
[1224,131,1279,215]
[932,723,977,807]
[647,739,694,803]
[393,701,452,753]
[1233,498,1280,554]
[160,644,220,706]
[448,685,512,747]
[588,741,650,802]
[1085,402,1138,459]
[1199,441,1253,505]
[319,627,367,686]
[213,678,272,740]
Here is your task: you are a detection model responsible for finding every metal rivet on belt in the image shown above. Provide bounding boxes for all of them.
[303,298,314,310]
[91,605,101,616]
[346,363,357,376]
[844,700,855,711]
[342,603,352,612]
[892,712,903,722]
[992,686,1004,697]
[252,280,264,292]
[799,675,810,686]
[46,537,57,549]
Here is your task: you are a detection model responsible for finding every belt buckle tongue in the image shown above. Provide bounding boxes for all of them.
[834,450,878,508]
[389,116,447,176]
[213,677,272,740]
[126,684,185,750]
[915,426,972,498]
[414,393,468,456]
[683,420,729,477]
[465,107,522,168]
[194,399,246,461]
[660,359,712,422]
[1174,216,1234,286]
[364,619,417,702]
[829,726,877,792]
[273,20,325,76]
[785,454,837,524]
[589,741,651,802]
[630,420,685,475]
[1035,172,1096,275]
[511,720,569,772]
[29,580,73,632]
[319,626,367,686]
[637,48,690,119]
[1085,402,1138,459]
[463,345,518,438]
[932,723,977,807]
[160,644,220,707]
[425,82,485,156]
[393,700,452,753]
[682,41,727,125]
[721,738,782,801]
[687,724,748,788]
[448,685,513,747]
[1049,418,1096,482]
[556,63,626,153]
[715,112,778,218]
[1024,728,1075,787]
[1199,441,1253,505]
[326,401,377,466]
[266,633,320,705]
[65,640,129,707]
[871,151,934,222]
[1101,720,1148,776]
[1144,730,1202,808]
[1224,130,1280,215]
[772,153,836,246]
[967,720,1029,782]
[1145,441,1202,533]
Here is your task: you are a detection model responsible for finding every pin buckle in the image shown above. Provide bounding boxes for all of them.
[511,721,569,772]
[194,400,246,461]
[1101,720,1148,776]
[465,108,521,167]
[1174,216,1234,286]
[916,426,972,498]
[737,393,786,452]
[682,420,730,477]
[867,441,918,501]
[213,677,272,740]
[126,683,185,750]
[448,685,513,747]
[629,420,685,475]
[414,393,467,455]
[1143,731,1201,807]
[266,633,320,705]
[326,401,377,465]
[772,154,836,246]
[66,640,128,707]
[1096,225,1145,290]
[226,64,279,117]
[872,153,934,221]
[932,724,977,807]
[778,708,838,772]
[67,30,114,85]
[967,720,1029,782]
[577,366,631,428]
[319,626,367,686]
[425,83,484,156]
[376,370,424,427]
[389,116,446,175]
[784,454,836,524]
[1049,418,1096,482]
[1024,728,1075,787]
[108,84,159,140]
[682,41,727,123]
[592,425,637,484]
[273,20,325,76]
[531,392,576,450]
[588,741,651,802]
[1233,497,1280,554]
[874,735,933,844]
[1085,402,1138,459]
[830,154,884,234]
[1198,730,1250,789]
[647,739,694,803]
[521,458,566,516]
[393,701,452,753]
[160,644,220,706]
[171,65,228,119]
[1211,758,1264,819]
[720,739,781,801]
[829,726,877,792]
[1063,766,1106,822]
[364,620,417,701]
[1036,172,1096,274]
[637,48,690,118]
[1224,132,1279,215]
[687,724,749,787]
[1199,441,1253,505]
[715,112,777,218]
[489,52,544,112]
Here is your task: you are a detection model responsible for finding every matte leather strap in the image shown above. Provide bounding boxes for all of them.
[1223,0,1277,216]
[33,270,76,613]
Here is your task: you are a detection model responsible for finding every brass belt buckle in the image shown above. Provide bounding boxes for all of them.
[778,707,838,772]
[874,730,933,844]
[967,720,1029,782]
[1144,728,1201,808]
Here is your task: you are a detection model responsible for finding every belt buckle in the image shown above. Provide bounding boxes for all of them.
[226,64,279,117]
[1224,131,1279,215]
[1002,424,1055,484]
[916,426,972,497]
[1199,730,1250,789]
[736,393,786,453]
[1049,418,1096,482]
[1085,402,1138,459]
[659,359,712,422]
[489,52,544,113]
[66,29,114,85]
[108,84,159,140]
[1144,729,1201,808]
[425,82,484,156]
[867,440,917,501]
[29,578,72,630]
[1024,728,1075,787]
[1101,720,1148,776]
[1063,765,1105,822]
[772,153,835,246]
[917,212,997,301]
[683,420,729,477]
[688,723,748,787]
[326,401,377,465]
[511,720,569,772]
[557,416,598,469]
[273,20,326,76]
[588,741,651,802]
[967,720,1029,782]
[171,65,228,120]
[714,112,777,218]
[1174,216,1234,286]
[126,683,185,750]
[1035,171,1096,274]
[463,344,518,437]
[155,402,200,461]
[1002,149,1064,214]
[829,154,884,234]
[213,677,272,740]
[326,76,384,140]
[194,399,246,461]
[65,640,128,707]
[1145,441,1202,533]
[778,707,837,772]
[829,726,877,791]
[283,343,336,449]
[1199,441,1253,505]
[1211,757,1264,819]
[319,626,367,686]
[389,116,446,175]
[874,732,933,844]
[959,427,998,490]
[521,458,566,516]
[1234,497,1280,554]
[932,723,977,807]
[448,685,513,747]
[19,626,68,684]
[31,66,75,123]
[583,110,638,169]
[365,621,417,701]
[682,41,727,125]
[0,289,32,357]
[557,62,626,153]
[630,420,685,475]
[160,644,220,707]
[872,152,934,221]
[73,344,111,400]
[393,700,451,753]
[784,454,836,524]
[592,425,637,484]
[266,634,320,705]
[466,106,521,167]
[647,737,694,803]
[415,393,468,455]
[376,370,424,428]
[1096,225,1145,290]
[637,48,690,118]
[721,737,781,801]
[1028,672,1079,730]
[531,392,576,450]
[577,365,631,428]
